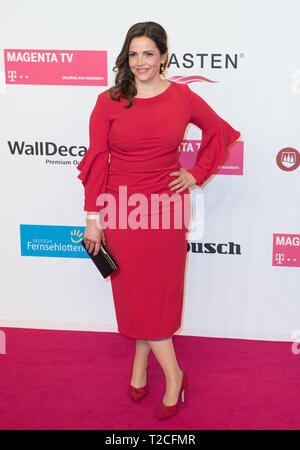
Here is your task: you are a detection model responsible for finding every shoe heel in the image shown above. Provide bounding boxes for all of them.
[181,388,185,403]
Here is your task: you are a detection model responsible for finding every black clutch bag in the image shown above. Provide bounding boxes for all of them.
[81,239,118,279]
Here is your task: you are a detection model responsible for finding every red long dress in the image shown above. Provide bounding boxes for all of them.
[77,81,241,340]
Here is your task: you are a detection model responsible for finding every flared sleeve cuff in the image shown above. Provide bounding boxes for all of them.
[76,93,111,212]
[77,150,110,212]
[187,118,241,187]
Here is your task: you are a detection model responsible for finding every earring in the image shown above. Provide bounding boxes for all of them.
[160,65,166,78]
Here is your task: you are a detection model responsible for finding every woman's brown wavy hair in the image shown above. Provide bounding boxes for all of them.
[108,21,169,109]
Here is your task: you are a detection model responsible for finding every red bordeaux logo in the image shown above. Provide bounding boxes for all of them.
[276,148,300,172]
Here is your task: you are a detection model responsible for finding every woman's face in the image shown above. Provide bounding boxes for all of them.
[128,36,167,84]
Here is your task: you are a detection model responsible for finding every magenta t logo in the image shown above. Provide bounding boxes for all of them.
[179,139,243,176]
[272,233,300,267]
[4,49,107,86]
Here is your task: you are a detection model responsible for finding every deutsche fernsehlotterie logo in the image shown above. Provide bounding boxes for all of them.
[272,233,300,267]
[4,49,107,86]
[276,148,300,172]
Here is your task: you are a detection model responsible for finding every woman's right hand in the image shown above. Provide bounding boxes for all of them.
[84,219,106,256]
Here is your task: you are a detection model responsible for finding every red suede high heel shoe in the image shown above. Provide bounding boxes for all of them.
[128,383,148,402]
[128,362,149,402]
[157,370,188,420]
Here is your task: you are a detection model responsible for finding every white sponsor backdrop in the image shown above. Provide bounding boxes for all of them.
[0,0,299,341]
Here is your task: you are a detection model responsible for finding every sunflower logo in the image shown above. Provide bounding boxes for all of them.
[70,229,84,243]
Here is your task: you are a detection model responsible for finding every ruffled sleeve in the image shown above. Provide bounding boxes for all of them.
[185,85,241,187]
[76,92,111,212]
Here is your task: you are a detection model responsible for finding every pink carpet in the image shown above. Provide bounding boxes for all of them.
[0,327,299,430]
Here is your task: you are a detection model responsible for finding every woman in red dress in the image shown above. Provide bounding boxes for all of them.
[77,22,241,420]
